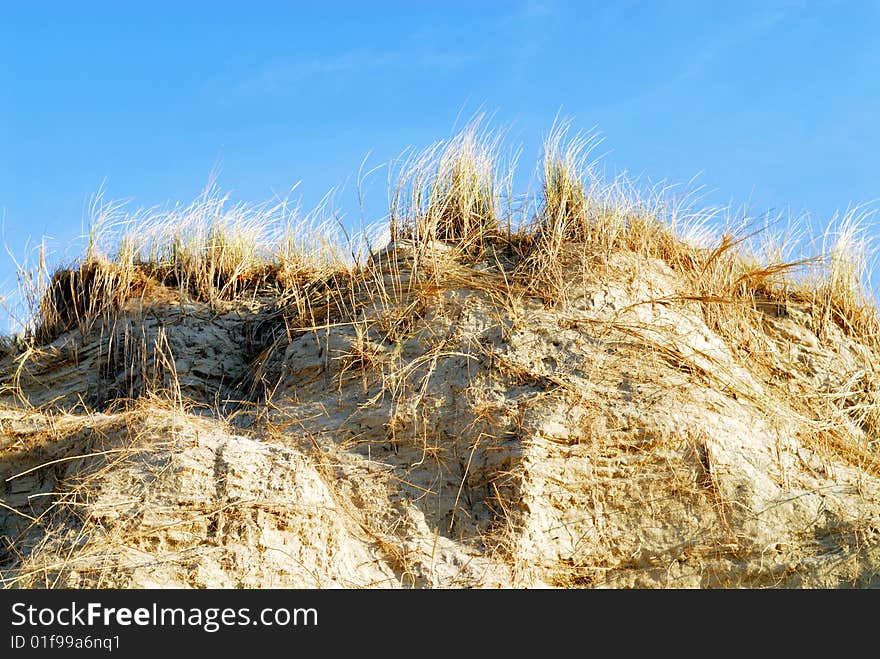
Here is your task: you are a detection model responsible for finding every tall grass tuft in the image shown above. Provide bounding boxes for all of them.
[811,207,880,345]
[516,124,595,293]
[391,118,503,255]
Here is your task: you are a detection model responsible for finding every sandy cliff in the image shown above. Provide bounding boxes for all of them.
[2,237,878,588]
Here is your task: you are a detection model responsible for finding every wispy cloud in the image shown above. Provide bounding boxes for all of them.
[516,0,558,19]
[231,45,481,98]
[598,3,801,115]
[230,2,561,99]
[674,4,798,83]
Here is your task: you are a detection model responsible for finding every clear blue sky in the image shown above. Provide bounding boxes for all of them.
[1,1,879,329]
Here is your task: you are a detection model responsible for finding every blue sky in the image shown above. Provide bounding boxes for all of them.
[1,1,879,329]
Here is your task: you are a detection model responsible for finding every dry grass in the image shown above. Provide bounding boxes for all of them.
[391,117,508,256]
[7,120,875,359]
[16,185,362,345]
[810,209,880,345]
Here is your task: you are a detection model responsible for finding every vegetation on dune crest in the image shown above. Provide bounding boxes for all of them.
[0,120,872,394]
[0,119,873,361]
[7,125,872,333]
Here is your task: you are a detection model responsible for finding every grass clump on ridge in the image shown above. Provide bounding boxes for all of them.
[391,118,506,255]
[24,186,359,343]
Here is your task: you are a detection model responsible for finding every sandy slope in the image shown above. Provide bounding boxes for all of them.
[2,242,879,588]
